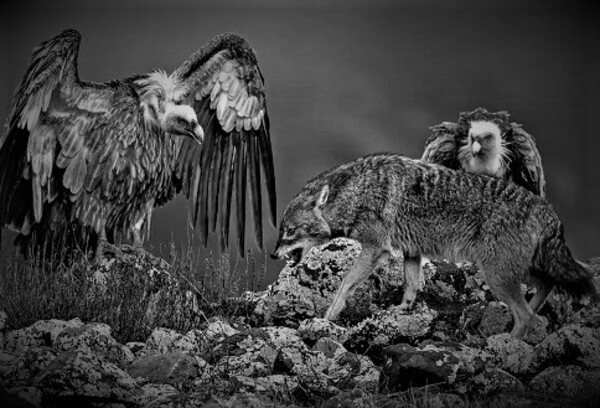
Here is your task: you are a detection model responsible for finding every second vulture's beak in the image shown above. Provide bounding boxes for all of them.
[471,140,482,155]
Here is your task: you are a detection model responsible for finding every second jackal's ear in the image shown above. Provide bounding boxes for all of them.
[316,185,329,208]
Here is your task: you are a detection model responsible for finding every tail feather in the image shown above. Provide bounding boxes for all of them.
[535,224,599,302]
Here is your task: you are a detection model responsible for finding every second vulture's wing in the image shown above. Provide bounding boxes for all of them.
[172,33,275,255]
[506,123,546,198]
[421,121,462,170]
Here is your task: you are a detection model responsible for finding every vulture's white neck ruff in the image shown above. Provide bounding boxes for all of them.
[460,120,508,178]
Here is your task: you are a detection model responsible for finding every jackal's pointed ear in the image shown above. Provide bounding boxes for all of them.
[316,185,329,208]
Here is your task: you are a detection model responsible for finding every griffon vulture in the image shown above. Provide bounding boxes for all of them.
[422,107,545,197]
[0,29,276,257]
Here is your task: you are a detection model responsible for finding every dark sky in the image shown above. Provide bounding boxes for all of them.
[1,0,598,285]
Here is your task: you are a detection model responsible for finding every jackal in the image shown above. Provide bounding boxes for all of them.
[271,153,598,338]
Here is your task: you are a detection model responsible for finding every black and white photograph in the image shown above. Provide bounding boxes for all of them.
[1,1,599,407]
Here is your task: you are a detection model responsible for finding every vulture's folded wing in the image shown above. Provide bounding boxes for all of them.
[507,123,546,198]
[421,121,462,170]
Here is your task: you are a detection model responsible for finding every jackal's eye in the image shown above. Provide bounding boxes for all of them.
[285,227,296,236]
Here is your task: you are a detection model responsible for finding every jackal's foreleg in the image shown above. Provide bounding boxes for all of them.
[399,255,424,310]
[325,243,388,320]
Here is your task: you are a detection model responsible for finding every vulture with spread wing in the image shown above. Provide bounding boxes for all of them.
[422,107,546,197]
[0,29,276,257]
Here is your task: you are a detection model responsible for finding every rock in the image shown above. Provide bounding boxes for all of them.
[566,303,600,328]
[125,341,146,356]
[532,325,600,370]
[135,383,182,407]
[297,318,348,344]
[477,302,512,336]
[5,318,83,352]
[34,349,140,402]
[201,318,240,343]
[329,351,380,392]
[253,238,362,327]
[204,392,300,408]
[470,367,525,396]
[346,303,437,350]
[459,301,487,331]
[383,343,461,390]
[312,337,345,358]
[0,347,58,388]
[449,343,491,374]
[128,352,198,386]
[485,333,533,375]
[232,374,299,396]
[0,387,40,408]
[210,328,277,377]
[54,322,134,367]
[142,327,199,356]
[529,365,600,400]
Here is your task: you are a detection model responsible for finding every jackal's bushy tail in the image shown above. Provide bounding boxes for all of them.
[534,224,599,302]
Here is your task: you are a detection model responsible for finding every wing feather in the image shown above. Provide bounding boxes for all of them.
[421,122,462,170]
[506,123,546,197]
[173,33,276,254]
[1,29,145,251]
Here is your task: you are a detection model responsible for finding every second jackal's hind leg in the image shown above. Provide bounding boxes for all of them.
[482,265,534,338]
[399,255,423,311]
[528,273,554,313]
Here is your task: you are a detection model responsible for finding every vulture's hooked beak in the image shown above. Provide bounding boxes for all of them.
[188,124,204,145]
[471,140,482,155]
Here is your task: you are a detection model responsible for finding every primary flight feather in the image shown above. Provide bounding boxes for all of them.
[0,29,276,256]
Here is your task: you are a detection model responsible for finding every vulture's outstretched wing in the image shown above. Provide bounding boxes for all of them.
[421,121,462,170]
[1,29,83,237]
[506,123,546,198]
[0,29,145,243]
[172,33,275,255]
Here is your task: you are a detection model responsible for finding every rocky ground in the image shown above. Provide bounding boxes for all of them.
[1,238,600,407]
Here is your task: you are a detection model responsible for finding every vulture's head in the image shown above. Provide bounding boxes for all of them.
[457,108,511,177]
[161,104,204,145]
[466,120,503,159]
[137,71,204,145]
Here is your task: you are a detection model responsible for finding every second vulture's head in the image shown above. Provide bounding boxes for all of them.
[137,71,204,145]
[457,108,511,178]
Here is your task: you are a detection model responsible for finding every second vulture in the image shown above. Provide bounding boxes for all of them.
[422,107,546,197]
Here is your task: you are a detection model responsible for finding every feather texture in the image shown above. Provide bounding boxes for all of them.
[422,107,545,198]
[0,29,276,257]
[173,33,276,255]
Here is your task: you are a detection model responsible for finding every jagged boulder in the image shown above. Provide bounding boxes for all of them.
[128,352,199,386]
[297,318,348,344]
[485,333,534,375]
[251,238,405,328]
[346,304,437,350]
[532,325,600,371]
[383,341,489,391]
[53,322,134,366]
[5,318,84,353]
[33,349,141,402]
[469,367,525,396]
[529,365,600,400]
